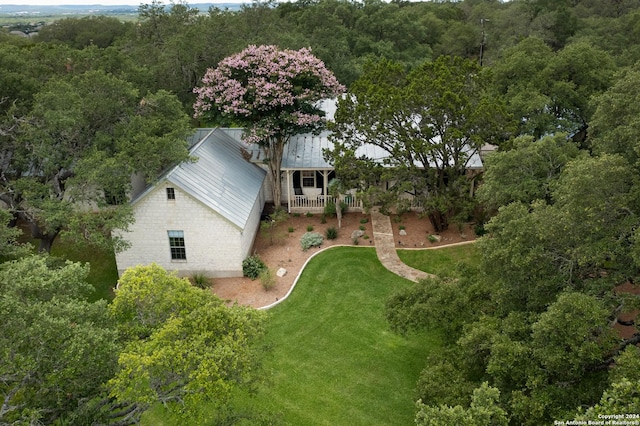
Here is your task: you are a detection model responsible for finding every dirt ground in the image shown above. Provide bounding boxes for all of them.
[212,211,475,308]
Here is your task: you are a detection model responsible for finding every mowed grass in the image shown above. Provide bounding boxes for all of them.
[50,237,119,301]
[144,246,442,425]
[398,243,479,278]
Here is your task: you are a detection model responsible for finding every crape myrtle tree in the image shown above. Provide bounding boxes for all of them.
[328,56,512,231]
[193,44,345,209]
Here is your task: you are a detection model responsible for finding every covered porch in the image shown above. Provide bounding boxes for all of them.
[283,169,363,213]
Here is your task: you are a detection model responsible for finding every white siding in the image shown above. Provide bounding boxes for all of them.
[116,182,249,278]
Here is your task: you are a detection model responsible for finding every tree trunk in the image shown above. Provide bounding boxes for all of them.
[336,198,342,228]
[24,217,60,253]
[264,135,286,210]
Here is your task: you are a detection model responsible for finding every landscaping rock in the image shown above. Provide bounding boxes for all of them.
[399,229,407,236]
[351,230,365,239]
[276,267,287,277]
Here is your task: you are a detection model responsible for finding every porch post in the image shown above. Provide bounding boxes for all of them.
[323,170,329,208]
[286,170,291,213]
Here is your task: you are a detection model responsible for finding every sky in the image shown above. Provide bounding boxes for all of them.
[0,0,238,5]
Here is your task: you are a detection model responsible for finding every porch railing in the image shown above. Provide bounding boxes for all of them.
[287,195,363,213]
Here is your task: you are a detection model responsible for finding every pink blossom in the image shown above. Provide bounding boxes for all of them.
[193,45,345,145]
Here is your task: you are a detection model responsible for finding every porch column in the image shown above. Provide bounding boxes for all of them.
[323,171,329,208]
[286,170,292,213]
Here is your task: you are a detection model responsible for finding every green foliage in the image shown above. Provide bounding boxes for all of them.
[329,55,513,231]
[360,218,369,224]
[306,212,314,217]
[288,226,294,233]
[415,383,508,426]
[242,255,267,280]
[191,271,210,289]
[307,224,314,232]
[109,264,267,422]
[325,226,338,240]
[0,256,119,425]
[478,134,581,209]
[300,231,323,251]
[259,268,276,291]
[323,199,347,217]
[428,234,439,243]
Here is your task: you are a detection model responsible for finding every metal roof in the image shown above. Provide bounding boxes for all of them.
[220,128,483,170]
[133,128,266,230]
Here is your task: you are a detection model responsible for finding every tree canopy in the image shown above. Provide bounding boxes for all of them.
[193,44,344,207]
[328,55,512,231]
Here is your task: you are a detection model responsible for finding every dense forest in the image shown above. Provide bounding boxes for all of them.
[2,0,640,424]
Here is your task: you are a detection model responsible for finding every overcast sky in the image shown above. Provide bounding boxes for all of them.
[0,0,240,5]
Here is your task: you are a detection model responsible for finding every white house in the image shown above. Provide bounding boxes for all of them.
[114,128,267,278]
[115,122,485,278]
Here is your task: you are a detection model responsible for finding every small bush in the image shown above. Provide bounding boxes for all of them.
[360,218,369,224]
[324,200,347,217]
[307,225,314,232]
[242,255,266,280]
[321,214,327,224]
[259,268,276,291]
[363,235,369,240]
[392,215,402,223]
[359,225,365,231]
[301,232,323,251]
[399,225,405,230]
[306,212,313,217]
[353,237,360,245]
[288,226,294,233]
[191,272,210,289]
[326,227,338,240]
[428,234,438,243]
[474,223,486,236]
[293,212,300,217]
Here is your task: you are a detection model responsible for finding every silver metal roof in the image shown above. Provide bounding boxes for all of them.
[220,128,483,170]
[133,128,266,230]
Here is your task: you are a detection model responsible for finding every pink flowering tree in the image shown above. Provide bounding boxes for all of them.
[193,45,344,208]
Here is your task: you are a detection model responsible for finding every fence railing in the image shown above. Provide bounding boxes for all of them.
[287,195,363,213]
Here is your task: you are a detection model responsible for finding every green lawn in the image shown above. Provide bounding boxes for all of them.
[50,238,119,301]
[398,243,479,278]
[144,247,442,425]
[11,228,119,302]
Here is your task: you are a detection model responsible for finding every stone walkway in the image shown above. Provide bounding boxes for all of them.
[370,209,435,283]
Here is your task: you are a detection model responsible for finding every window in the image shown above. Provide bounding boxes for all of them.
[166,187,175,200]
[168,230,186,260]
[301,171,315,188]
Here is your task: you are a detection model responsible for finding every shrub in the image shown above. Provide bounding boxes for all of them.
[360,218,369,224]
[300,232,323,251]
[259,268,276,291]
[191,271,210,289]
[359,225,365,231]
[307,225,314,232]
[306,212,313,217]
[399,225,405,230]
[324,200,347,217]
[428,234,438,243]
[293,212,300,217]
[321,214,327,224]
[325,227,338,240]
[242,255,266,280]
[288,226,294,233]
[474,223,486,236]
[352,237,359,245]
[363,235,369,240]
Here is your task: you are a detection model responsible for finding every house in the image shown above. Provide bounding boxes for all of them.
[114,128,267,278]
[115,122,485,278]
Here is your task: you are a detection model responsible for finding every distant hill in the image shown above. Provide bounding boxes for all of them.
[0,3,244,16]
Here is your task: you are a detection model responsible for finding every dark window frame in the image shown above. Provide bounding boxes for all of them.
[168,230,186,260]
[166,187,176,200]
